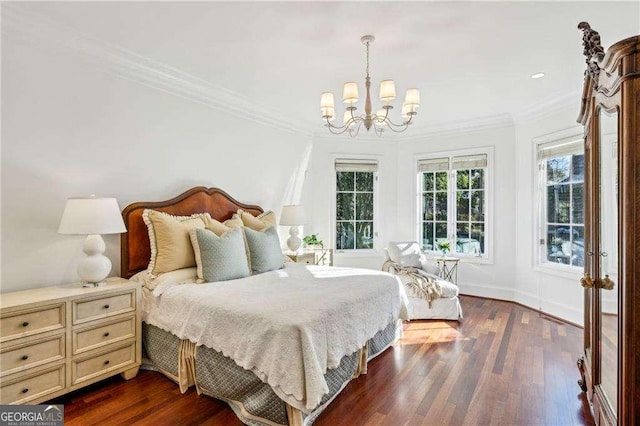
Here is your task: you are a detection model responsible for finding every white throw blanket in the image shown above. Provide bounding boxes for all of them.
[143,263,408,413]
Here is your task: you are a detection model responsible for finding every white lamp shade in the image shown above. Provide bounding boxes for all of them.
[402,102,416,119]
[379,80,396,102]
[320,92,335,109]
[404,88,421,107]
[342,82,359,104]
[58,197,126,235]
[280,205,306,226]
[321,107,335,121]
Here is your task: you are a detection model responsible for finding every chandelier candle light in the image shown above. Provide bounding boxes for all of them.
[321,35,420,137]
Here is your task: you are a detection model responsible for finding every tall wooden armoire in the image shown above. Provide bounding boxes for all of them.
[576,22,640,425]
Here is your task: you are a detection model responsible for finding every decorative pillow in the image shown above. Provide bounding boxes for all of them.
[202,216,232,236]
[142,210,209,277]
[236,209,277,231]
[223,216,244,228]
[387,241,424,268]
[243,226,284,274]
[189,227,251,282]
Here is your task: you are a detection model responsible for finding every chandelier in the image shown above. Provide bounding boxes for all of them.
[320,35,420,137]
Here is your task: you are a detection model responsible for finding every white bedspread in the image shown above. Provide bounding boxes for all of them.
[143,263,408,413]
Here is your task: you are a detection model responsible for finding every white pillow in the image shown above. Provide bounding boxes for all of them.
[387,241,424,268]
[131,267,198,292]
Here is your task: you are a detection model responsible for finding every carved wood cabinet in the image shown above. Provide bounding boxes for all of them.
[576,23,640,425]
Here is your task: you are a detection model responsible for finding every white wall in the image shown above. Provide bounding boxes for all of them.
[1,38,312,293]
[395,126,517,301]
[513,106,585,325]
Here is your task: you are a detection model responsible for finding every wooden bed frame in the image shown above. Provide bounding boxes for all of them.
[120,186,263,278]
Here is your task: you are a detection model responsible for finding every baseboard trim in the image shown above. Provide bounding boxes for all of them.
[460,293,583,329]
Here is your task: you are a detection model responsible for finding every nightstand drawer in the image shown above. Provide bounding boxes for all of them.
[73,290,135,325]
[73,315,136,355]
[0,304,65,342]
[0,365,65,405]
[1,334,65,376]
[72,343,136,385]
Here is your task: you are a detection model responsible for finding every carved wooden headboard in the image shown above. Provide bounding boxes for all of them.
[120,186,263,278]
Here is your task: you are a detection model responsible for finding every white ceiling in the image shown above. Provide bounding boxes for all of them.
[15,1,640,134]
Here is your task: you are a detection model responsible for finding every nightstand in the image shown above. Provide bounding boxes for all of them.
[0,277,141,404]
[286,252,316,265]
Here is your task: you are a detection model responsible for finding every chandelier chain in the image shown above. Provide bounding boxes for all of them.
[365,41,370,78]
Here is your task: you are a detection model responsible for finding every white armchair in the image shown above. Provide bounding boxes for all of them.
[384,241,462,321]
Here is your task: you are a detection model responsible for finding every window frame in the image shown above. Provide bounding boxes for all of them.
[414,146,494,264]
[532,128,585,277]
[331,155,380,255]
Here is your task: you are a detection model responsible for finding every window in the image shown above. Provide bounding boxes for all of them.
[418,152,489,257]
[537,139,584,268]
[335,159,377,251]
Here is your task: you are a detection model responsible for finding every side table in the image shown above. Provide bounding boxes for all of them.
[434,256,460,284]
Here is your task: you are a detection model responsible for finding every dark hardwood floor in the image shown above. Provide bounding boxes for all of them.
[53,296,594,425]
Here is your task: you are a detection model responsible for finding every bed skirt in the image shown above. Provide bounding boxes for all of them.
[142,321,400,426]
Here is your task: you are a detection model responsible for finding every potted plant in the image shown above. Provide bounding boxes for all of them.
[303,234,324,249]
[436,241,451,257]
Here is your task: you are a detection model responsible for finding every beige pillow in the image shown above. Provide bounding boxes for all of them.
[142,209,208,277]
[236,209,277,231]
[223,216,244,229]
[202,216,233,236]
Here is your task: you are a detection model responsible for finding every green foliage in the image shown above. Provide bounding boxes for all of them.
[437,241,451,253]
[303,233,323,248]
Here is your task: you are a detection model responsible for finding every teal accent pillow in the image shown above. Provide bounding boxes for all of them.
[243,226,284,274]
[190,227,251,282]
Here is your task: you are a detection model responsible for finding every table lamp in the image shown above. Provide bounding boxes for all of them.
[280,205,306,252]
[58,196,127,286]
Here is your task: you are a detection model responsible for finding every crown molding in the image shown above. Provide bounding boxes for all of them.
[2,4,314,137]
[395,113,514,142]
[512,89,582,124]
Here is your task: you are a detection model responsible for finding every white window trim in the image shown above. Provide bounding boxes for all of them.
[413,146,494,265]
[330,153,381,257]
[531,127,584,278]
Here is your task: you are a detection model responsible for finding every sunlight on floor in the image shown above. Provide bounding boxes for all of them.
[397,320,469,346]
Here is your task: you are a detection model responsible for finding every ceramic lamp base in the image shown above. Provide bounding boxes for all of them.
[286,226,302,252]
[77,234,111,285]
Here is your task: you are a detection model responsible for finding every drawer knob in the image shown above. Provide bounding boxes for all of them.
[21,355,29,361]
[22,388,29,394]
[104,360,110,365]
[103,332,110,337]
[103,304,110,309]
[22,321,29,327]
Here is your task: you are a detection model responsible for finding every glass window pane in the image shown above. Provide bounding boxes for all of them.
[470,223,485,255]
[355,193,373,220]
[336,222,354,250]
[423,193,434,221]
[336,193,354,220]
[435,222,447,239]
[336,172,354,191]
[457,191,469,221]
[547,225,571,264]
[546,156,570,184]
[355,172,373,192]
[470,190,484,222]
[456,170,469,190]
[572,183,584,224]
[435,172,448,191]
[435,192,448,221]
[456,223,470,254]
[423,223,434,251]
[355,222,374,249]
[423,173,434,191]
[471,169,485,190]
[547,184,570,224]
[572,226,585,267]
[572,154,585,182]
